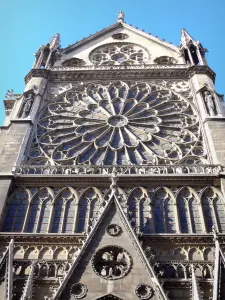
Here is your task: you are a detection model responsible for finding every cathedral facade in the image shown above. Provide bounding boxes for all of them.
[0,12,225,300]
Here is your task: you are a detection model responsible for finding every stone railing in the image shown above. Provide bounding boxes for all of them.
[13,164,222,176]
[49,64,188,72]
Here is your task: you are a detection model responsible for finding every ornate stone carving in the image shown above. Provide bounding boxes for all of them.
[91,246,132,280]
[90,43,149,66]
[26,80,207,166]
[204,90,217,116]
[135,284,154,299]
[154,56,178,65]
[70,283,87,299]
[112,33,129,40]
[19,89,36,118]
[62,58,85,67]
[106,224,122,236]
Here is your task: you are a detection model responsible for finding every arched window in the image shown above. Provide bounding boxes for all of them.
[51,188,77,233]
[177,198,191,233]
[177,188,203,233]
[127,188,151,233]
[202,187,225,233]
[26,188,53,233]
[153,188,176,233]
[76,188,103,233]
[3,188,29,232]
[189,198,202,233]
[189,44,199,65]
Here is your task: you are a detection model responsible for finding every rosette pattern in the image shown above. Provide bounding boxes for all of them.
[27,81,207,166]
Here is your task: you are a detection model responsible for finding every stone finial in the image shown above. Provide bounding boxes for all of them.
[117,11,125,23]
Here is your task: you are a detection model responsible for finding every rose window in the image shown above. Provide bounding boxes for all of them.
[91,246,132,280]
[90,43,148,65]
[27,81,207,166]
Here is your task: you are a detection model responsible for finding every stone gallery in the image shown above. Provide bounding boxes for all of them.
[0,11,225,300]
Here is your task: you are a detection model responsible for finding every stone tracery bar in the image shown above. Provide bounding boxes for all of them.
[13,164,222,175]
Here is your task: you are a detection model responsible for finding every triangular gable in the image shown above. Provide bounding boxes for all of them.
[53,190,168,300]
[62,21,179,55]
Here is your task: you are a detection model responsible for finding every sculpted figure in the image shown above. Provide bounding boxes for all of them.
[22,92,35,118]
[117,11,125,22]
[204,90,217,116]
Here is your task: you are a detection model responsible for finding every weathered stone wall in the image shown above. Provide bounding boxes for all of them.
[0,123,31,173]
[205,121,225,165]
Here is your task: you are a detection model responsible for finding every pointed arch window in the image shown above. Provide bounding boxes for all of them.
[51,188,76,233]
[202,187,225,233]
[128,188,151,233]
[26,188,53,233]
[2,188,29,232]
[75,188,103,233]
[153,188,176,233]
[177,188,203,233]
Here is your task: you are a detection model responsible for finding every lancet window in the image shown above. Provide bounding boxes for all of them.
[201,187,225,233]
[177,188,203,233]
[127,188,151,233]
[26,188,53,233]
[51,188,77,233]
[2,188,29,232]
[75,188,103,233]
[153,188,176,233]
[2,186,225,234]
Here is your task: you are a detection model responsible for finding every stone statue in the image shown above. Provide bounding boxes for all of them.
[117,11,125,23]
[204,90,217,116]
[22,93,34,118]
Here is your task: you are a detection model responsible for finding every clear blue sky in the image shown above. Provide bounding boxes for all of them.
[0,0,224,125]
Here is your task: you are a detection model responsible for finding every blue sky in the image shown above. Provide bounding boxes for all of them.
[0,0,224,125]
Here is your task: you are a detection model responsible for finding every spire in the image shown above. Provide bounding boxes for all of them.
[49,33,60,51]
[180,28,194,47]
[117,11,125,23]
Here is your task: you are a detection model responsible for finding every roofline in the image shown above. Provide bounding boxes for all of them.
[62,21,179,55]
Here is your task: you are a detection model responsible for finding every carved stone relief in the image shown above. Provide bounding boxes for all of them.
[135,284,154,299]
[91,246,132,280]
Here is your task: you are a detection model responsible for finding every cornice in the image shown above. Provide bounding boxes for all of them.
[12,174,219,187]
[0,233,86,244]
[24,65,215,84]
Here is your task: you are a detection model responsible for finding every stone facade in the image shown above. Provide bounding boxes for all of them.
[0,12,225,300]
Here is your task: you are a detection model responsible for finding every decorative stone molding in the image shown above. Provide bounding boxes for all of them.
[106,224,122,236]
[135,284,154,299]
[13,164,221,176]
[112,33,129,40]
[91,245,133,280]
[24,65,215,84]
[70,283,87,299]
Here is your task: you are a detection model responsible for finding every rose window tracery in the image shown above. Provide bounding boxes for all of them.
[91,246,132,280]
[27,81,207,166]
[90,43,148,65]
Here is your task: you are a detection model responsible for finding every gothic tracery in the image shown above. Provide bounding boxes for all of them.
[90,43,148,65]
[26,80,207,166]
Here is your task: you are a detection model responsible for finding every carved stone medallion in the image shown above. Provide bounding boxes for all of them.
[106,224,122,236]
[135,284,154,299]
[70,283,88,299]
[91,245,132,280]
